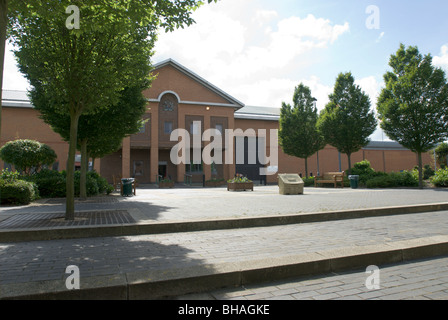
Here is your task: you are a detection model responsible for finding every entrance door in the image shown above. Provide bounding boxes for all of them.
[158,161,168,181]
[235,137,265,182]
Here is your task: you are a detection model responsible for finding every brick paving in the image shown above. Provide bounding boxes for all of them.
[1,187,448,299]
[201,255,448,300]
[1,210,448,288]
[0,210,135,229]
[2,187,448,223]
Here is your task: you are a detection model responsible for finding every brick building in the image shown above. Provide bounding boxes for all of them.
[1,59,432,184]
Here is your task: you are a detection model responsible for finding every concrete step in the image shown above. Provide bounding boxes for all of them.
[2,235,448,300]
[1,202,448,243]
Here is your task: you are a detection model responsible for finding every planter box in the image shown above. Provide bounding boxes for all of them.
[158,181,174,188]
[227,182,254,191]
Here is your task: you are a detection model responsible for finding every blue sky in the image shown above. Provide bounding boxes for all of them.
[4,0,448,141]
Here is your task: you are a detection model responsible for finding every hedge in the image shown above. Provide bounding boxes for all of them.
[0,179,38,205]
[431,168,448,187]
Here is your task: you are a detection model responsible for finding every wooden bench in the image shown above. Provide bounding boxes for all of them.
[314,171,345,188]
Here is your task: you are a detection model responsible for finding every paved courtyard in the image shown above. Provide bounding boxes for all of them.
[2,185,448,224]
[1,186,448,300]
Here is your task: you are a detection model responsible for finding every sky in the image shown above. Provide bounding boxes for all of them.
[3,0,448,141]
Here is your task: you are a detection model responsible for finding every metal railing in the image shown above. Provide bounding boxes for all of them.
[184,174,193,186]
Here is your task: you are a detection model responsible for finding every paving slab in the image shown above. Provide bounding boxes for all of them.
[1,186,448,299]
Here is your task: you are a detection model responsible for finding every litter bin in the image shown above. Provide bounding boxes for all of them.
[121,178,135,197]
[348,175,359,189]
[278,174,304,195]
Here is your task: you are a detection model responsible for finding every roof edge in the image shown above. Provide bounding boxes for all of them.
[152,58,245,110]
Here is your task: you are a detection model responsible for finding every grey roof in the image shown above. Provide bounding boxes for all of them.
[1,90,32,108]
[235,105,280,121]
[363,141,409,150]
[153,59,245,109]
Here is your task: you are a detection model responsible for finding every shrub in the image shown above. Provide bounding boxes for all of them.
[24,169,66,198]
[88,171,113,194]
[366,171,418,188]
[0,169,20,182]
[431,168,448,187]
[0,139,57,175]
[349,160,387,185]
[0,179,38,205]
[228,174,252,183]
[302,176,314,187]
[25,169,112,198]
[435,143,448,169]
[424,165,435,179]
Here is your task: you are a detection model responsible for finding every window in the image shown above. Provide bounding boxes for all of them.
[164,121,173,134]
[52,162,59,171]
[133,161,143,176]
[190,121,201,135]
[186,161,203,173]
[138,123,145,134]
[215,124,223,135]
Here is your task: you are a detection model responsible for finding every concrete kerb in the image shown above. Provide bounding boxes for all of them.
[1,202,448,243]
[3,236,448,300]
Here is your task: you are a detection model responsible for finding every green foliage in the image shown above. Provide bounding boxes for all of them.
[228,174,252,183]
[366,171,419,188]
[349,160,387,185]
[279,83,324,178]
[24,169,112,198]
[302,177,315,187]
[0,169,20,182]
[377,44,448,154]
[423,165,435,180]
[430,168,448,187]
[318,72,377,173]
[7,0,217,219]
[0,179,38,205]
[24,169,66,198]
[377,44,448,188]
[435,143,448,169]
[0,139,57,175]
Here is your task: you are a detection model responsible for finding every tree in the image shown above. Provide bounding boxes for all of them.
[8,0,215,220]
[318,72,377,175]
[0,0,8,142]
[279,83,324,178]
[33,83,149,198]
[1,0,216,143]
[377,44,448,188]
[0,139,57,175]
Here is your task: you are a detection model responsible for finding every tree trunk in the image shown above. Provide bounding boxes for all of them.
[304,157,308,178]
[66,111,81,220]
[0,0,9,142]
[418,151,423,189]
[80,139,88,199]
[347,153,352,176]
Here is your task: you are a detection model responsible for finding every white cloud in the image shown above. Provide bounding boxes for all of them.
[376,31,385,43]
[433,44,448,73]
[2,43,30,91]
[153,2,349,107]
[355,76,381,108]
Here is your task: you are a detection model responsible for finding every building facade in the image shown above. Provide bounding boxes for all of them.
[1,59,433,184]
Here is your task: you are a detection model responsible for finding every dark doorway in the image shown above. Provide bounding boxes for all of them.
[158,164,167,179]
[235,136,265,183]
